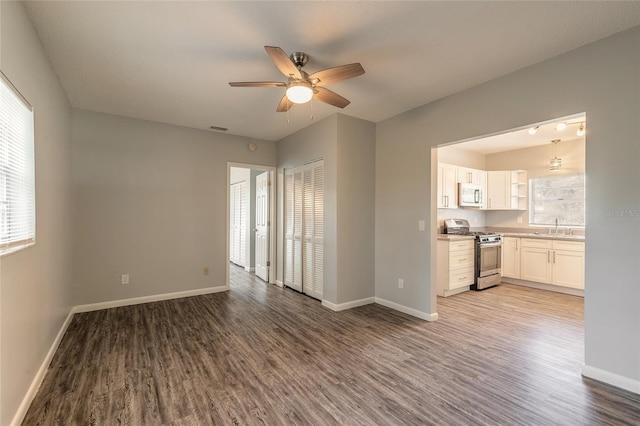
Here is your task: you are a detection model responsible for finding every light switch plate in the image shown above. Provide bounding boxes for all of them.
[418,220,425,231]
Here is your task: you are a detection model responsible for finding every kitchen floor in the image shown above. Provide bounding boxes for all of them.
[23,268,640,425]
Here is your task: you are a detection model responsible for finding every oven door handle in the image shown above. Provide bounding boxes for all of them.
[479,242,503,247]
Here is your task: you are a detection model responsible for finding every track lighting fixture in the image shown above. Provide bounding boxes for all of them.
[528,126,539,135]
[555,122,567,131]
[576,123,586,137]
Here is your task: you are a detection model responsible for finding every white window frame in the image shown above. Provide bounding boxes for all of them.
[529,174,585,227]
[0,71,36,256]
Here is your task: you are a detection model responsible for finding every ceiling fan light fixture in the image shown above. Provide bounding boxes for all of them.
[286,82,313,104]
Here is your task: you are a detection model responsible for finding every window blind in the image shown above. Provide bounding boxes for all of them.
[0,72,35,254]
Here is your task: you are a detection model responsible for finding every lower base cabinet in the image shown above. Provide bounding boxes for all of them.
[437,239,475,297]
[516,238,584,289]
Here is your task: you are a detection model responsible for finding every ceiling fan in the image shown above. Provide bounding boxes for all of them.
[229,46,365,112]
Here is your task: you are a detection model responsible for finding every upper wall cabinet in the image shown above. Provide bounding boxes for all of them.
[486,170,527,210]
[437,163,458,209]
[458,166,487,208]
[486,171,510,210]
[457,166,485,186]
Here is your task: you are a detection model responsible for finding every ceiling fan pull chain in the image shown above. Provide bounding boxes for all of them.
[286,97,290,124]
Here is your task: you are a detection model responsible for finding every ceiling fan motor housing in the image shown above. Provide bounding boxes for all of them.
[290,52,309,68]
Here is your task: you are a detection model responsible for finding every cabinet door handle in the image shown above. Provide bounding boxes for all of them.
[548,250,551,263]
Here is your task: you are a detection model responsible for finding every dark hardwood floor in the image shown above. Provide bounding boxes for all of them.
[23,266,640,425]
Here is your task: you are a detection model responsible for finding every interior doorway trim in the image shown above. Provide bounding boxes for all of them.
[226,162,277,288]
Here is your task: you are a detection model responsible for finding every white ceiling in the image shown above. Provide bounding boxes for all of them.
[449,113,586,155]
[23,1,640,141]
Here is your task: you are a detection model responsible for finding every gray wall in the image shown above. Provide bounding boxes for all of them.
[376,26,640,383]
[276,114,376,305]
[276,115,339,302]
[335,114,376,304]
[0,2,74,424]
[72,109,276,305]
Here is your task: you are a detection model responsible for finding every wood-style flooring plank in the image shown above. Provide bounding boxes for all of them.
[22,265,640,425]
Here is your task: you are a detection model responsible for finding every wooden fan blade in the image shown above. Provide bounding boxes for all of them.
[265,46,302,79]
[309,63,364,86]
[313,87,350,108]
[276,95,292,112]
[229,81,286,87]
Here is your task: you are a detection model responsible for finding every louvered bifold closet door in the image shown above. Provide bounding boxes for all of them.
[302,167,314,297]
[283,160,324,299]
[230,183,238,264]
[230,181,247,267]
[311,162,324,299]
[292,170,303,291]
[283,170,300,290]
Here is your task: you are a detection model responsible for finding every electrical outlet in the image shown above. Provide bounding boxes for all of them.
[121,274,129,285]
[203,267,209,275]
[398,278,404,289]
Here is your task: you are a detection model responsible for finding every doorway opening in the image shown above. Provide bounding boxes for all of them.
[227,163,276,289]
[433,112,586,307]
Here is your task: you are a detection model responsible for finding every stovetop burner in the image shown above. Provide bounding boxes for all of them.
[442,219,501,241]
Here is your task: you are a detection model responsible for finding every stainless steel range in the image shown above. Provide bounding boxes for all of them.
[443,219,503,290]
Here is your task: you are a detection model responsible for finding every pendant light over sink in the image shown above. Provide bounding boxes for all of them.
[549,139,562,171]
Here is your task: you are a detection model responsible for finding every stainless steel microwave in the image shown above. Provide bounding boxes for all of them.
[459,183,483,207]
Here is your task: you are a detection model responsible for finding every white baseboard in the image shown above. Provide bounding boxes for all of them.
[274,280,284,288]
[322,297,375,312]
[73,286,229,313]
[374,297,439,321]
[10,309,75,426]
[582,364,640,395]
[244,266,255,272]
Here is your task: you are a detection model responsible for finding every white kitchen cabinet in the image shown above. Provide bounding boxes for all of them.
[459,166,487,208]
[458,166,485,186]
[486,171,510,210]
[437,238,475,297]
[519,238,584,289]
[437,163,458,209]
[486,170,527,210]
[552,241,585,289]
[502,237,521,279]
[521,246,553,284]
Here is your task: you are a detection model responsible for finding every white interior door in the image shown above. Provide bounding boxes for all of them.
[255,172,269,282]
